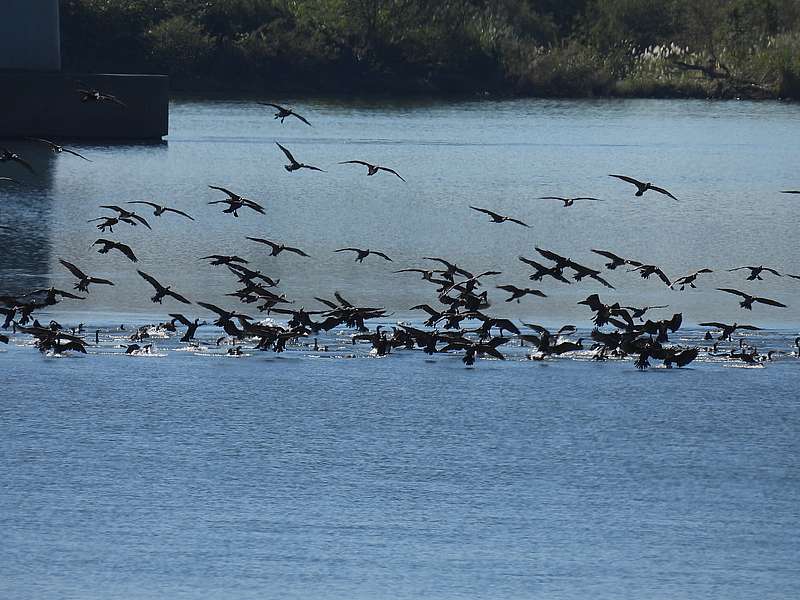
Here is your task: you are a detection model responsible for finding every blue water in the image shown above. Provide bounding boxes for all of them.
[2,97,800,599]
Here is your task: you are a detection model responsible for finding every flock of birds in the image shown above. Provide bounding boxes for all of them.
[2,97,800,368]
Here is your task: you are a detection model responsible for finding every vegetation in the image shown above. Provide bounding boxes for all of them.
[58,0,800,98]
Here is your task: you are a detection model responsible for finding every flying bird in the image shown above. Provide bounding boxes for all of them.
[591,249,629,270]
[539,196,603,207]
[260,103,311,125]
[137,271,191,304]
[780,190,800,194]
[0,148,35,174]
[339,160,405,182]
[208,185,266,217]
[28,138,91,161]
[276,143,324,172]
[92,239,138,262]
[469,206,530,227]
[496,285,547,303]
[200,254,249,266]
[716,288,787,310]
[100,205,152,229]
[334,248,392,262]
[59,259,114,292]
[671,269,713,290]
[126,201,195,220]
[727,265,782,281]
[698,322,761,341]
[609,174,678,201]
[76,84,127,107]
[246,237,310,257]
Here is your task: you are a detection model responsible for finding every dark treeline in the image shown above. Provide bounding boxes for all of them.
[59,0,800,98]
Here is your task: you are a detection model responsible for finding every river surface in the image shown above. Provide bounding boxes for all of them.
[1,97,799,599]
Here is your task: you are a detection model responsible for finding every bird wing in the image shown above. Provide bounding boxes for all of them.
[339,160,371,167]
[717,288,748,298]
[197,302,228,316]
[496,285,520,293]
[334,292,353,307]
[315,297,339,310]
[763,267,782,276]
[242,199,266,214]
[130,214,152,229]
[654,268,671,286]
[535,247,567,263]
[649,185,678,201]
[54,289,86,300]
[334,248,359,253]
[11,155,36,174]
[590,273,616,289]
[168,313,192,326]
[115,242,138,262]
[754,296,787,307]
[698,322,728,328]
[609,174,644,186]
[469,206,495,217]
[276,143,298,164]
[377,166,406,182]
[59,259,87,279]
[291,112,312,126]
[127,201,160,209]
[89,278,114,286]
[100,205,127,214]
[507,217,530,227]
[737,325,762,331]
[163,207,195,220]
[166,289,192,304]
[780,190,800,194]
[727,266,750,272]
[574,197,604,202]
[372,251,393,261]
[590,249,623,261]
[246,237,279,251]
[301,164,326,172]
[260,102,285,111]
[137,270,164,291]
[63,147,92,161]
[539,196,568,201]
[208,185,239,198]
[284,246,310,257]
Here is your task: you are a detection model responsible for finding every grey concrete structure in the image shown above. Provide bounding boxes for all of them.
[0,0,61,70]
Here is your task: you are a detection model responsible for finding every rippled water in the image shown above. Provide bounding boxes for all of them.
[2,97,799,599]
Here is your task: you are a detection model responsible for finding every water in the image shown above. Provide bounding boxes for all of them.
[2,97,800,599]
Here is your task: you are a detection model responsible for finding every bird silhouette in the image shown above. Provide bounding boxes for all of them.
[609,174,677,201]
[339,160,405,181]
[260,103,311,125]
[276,143,324,172]
[469,206,529,227]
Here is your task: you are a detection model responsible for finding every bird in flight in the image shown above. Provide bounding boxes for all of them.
[339,160,405,182]
[260,103,311,125]
[92,239,138,263]
[539,196,603,207]
[59,259,114,292]
[0,148,35,174]
[780,190,800,194]
[334,248,393,262]
[716,288,787,310]
[626,261,672,286]
[246,237,310,257]
[609,174,678,201]
[727,265,782,281]
[137,271,192,304]
[469,206,530,227]
[496,284,547,303]
[591,249,629,270]
[101,205,152,229]
[698,322,761,341]
[670,268,713,290]
[28,138,91,161]
[200,255,249,266]
[126,201,195,221]
[276,143,324,172]
[208,185,266,217]
[75,84,127,107]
